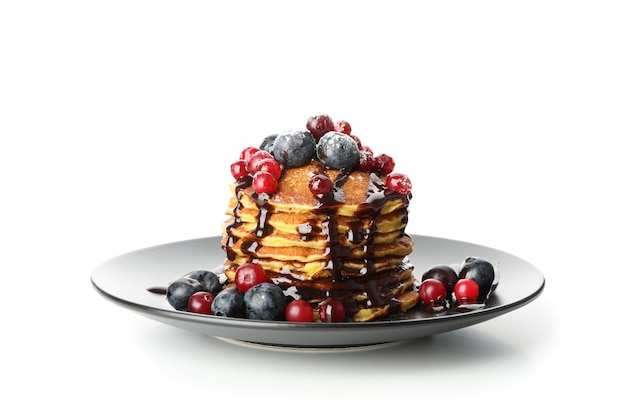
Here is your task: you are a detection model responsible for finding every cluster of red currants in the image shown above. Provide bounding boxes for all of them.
[231,147,282,194]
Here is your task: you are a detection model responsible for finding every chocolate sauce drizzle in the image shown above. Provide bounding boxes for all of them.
[223,167,412,309]
[224,175,252,262]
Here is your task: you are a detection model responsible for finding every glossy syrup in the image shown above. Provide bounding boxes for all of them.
[224,175,253,261]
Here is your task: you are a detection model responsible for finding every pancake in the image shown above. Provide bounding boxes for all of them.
[221,121,418,322]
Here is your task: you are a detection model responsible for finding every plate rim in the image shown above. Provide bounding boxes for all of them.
[91,234,545,346]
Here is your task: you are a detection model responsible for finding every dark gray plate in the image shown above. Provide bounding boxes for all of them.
[91,235,544,348]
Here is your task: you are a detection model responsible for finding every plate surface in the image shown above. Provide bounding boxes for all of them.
[91,235,544,347]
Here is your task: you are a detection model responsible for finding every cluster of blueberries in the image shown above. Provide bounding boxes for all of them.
[261,130,360,171]
[166,270,287,320]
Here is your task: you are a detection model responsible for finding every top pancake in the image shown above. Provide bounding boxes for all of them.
[228,161,407,214]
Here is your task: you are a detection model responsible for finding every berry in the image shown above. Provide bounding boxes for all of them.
[306,113,335,140]
[418,278,447,304]
[230,160,249,180]
[211,286,245,318]
[374,154,395,175]
[243,282,287,320]
[385,173,412,196]
[308,174,333,195]
[459,257,495,298]
[184,270,222,296]
[454,279,480,301]
[318,298,346,323]
[246,150,273,174]
[316,132,360,170]
[188,291,215,315]
[273,130,316,168]
[421,265,458,295]
[234,263,267,293]
[260,134,278,154]
[335,120,351,135]
[253,171,279,194]
[357,150,375,171]
[166,277,205,311]
[256,158,281,180]
[285,299,314,322]
[240,146,260,162]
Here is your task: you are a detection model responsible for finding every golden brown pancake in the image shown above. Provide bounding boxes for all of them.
[221,160,417,321]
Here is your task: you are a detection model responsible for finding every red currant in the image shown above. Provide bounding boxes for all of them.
[256,158,281,180]
[234,263,267,293]
[306,114,334,140]
[374,154,395,175]
[454,279,480,300]
[357,150,375,171]
[385,173,412,195]
[187,291,215,315]
[285,299,314,322]
[419,279,447,303]
[335,120,352,135]
[308,174,333,195]
[230,160,249,180]
[318,298,345,323]
[240,146,260,162]
[246,150,273,174]
[253,171,278,194]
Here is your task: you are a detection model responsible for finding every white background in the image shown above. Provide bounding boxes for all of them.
[1,1,625,415]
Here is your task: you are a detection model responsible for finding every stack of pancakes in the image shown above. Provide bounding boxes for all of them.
[221,161,418,321]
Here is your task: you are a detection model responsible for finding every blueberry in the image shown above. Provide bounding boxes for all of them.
[273,130,316,168]
[243,282,286,320]
[166,278,204,311]
[316,132,359,170]
[260,134,278,154]
[184,270,222,296]
[211,286,245,318]
[459,257,495,298]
